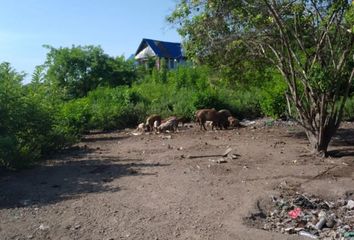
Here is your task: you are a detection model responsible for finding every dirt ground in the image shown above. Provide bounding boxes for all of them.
[1,119,353,240]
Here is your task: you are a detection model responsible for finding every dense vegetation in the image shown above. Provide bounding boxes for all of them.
[1,39,353,169]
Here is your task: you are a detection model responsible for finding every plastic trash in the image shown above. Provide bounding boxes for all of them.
[299,231,318,239]
[343,232,354,238]
[288,207,302,219]
[315,217,327,230]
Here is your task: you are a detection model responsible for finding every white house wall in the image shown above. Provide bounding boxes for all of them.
[134,45,156,60]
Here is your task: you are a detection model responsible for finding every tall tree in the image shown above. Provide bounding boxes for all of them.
[41,45,136,99]
[169,0,354,156]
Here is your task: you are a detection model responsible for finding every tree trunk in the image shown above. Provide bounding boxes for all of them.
[304,123,338,157]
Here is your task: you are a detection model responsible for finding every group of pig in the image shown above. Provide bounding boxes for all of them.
[136,108,239,133]
[195,108,239,130]
[136,115,187,133]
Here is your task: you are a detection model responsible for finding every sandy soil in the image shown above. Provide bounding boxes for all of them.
[1,120,353,240]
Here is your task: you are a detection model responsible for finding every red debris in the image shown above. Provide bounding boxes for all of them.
[288,208,302,219]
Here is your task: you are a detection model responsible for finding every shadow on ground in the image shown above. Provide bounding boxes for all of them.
[331,128,354,146]
[329,128,354,157]
[284,129,308,141]
[285,127,354,157]
[0,146,168,209]
[81,135,130,143]
[327,148,354,158]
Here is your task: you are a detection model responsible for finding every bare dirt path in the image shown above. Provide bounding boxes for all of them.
[1,121,353,240]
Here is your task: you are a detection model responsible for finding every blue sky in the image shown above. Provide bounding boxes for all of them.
[0,0,181,82]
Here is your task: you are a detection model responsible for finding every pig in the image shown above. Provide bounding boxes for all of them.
[136,122,146,132]
[158,117,178,132]
[228,116,240,128]
[176,116,189,127]
[195,109,220,130]
[145,114,162,132]
[216,109,232,129]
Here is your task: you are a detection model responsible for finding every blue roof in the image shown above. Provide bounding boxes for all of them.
[135,38,184,59]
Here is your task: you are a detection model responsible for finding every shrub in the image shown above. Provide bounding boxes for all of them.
[343,95,354,121]
[54,87,147,131]
[131,65,264,120]
[0,62,86,169]
[55,98,91,135]
[87,87,141,130]
[170,88,197,120]
[258,74,288,119]
[0,63,57,168]
[221,89,262,119]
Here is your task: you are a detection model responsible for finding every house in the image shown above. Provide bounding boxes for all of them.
[134,38,185,69]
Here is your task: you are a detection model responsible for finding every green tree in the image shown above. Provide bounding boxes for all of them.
[0,63,50,168]
[0,62,86,169]
[42,45,136,99]
[169,0,354,156]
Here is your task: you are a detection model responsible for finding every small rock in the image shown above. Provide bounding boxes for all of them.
[346,200,354,210]
[216,159,227,164]
[294,227,304,232]
[284,227,295,232]
[209,159,227,164]
[342,225,351,231]
[325,218,336,228]
[263,223,270,230]
[39,224,49,231]
[128,168,138,175]
[318,210,327,218]
[326,213,336,228]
